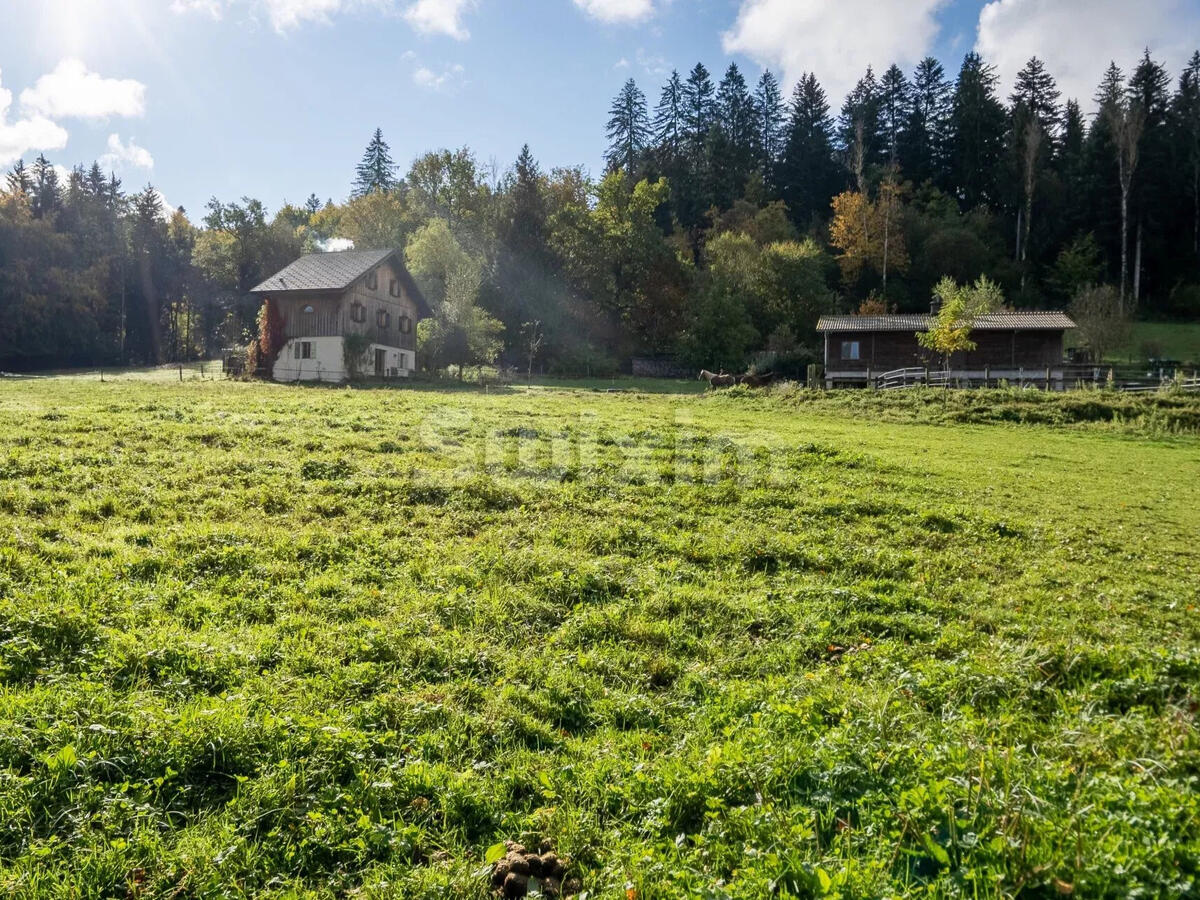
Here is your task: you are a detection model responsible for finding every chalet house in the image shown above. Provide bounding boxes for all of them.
[817,311,1077,389]
[250,249,431,383]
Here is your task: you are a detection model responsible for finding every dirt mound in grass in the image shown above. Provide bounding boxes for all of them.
[490,840,580,898]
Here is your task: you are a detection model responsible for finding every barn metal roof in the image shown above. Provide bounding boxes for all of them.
[817,311,1076,332]
[250,249,397,294]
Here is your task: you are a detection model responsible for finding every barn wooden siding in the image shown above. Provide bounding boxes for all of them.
[827,329,1066,372]
[275,259,420,352]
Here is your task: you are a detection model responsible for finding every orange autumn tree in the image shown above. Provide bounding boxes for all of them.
[829,176,909,293]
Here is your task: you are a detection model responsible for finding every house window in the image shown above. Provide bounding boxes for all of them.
[366,271,378,291]
[350,302,366,323]
[294,341,313,360]
[376,309,391,330]
[389,278,402,298]
[399,315,412,335]
[841,341,861,361]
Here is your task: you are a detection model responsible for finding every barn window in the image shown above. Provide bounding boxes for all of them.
[366,271,378,291]
[350,302,366,323]
[302,305,315,315]
[376,309,391,330]
[389,278,402,298]
[841,341,861,361]
[399,315,412,335]
[295,341,313,360]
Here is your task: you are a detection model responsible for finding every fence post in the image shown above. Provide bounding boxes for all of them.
[984,366,990,388]
[923,366,929,386]
[866,366,872,390]
[1045,366,1051,391]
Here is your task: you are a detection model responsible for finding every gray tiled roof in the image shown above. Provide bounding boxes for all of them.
[250,249,396,294]
[817,311,1076,332]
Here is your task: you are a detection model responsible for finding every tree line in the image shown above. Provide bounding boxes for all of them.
[2,48,1199,374]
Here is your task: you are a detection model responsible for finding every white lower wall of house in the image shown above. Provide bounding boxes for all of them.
[272,338,415,383]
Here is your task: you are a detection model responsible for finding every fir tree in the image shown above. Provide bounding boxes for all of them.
[1011,56,1062,136]
[712,63,757,203]
[1127,50,1173,300]
[605,78,650,175]
[653,70,686,158]
[778,73,840,227]
[1172,52,1200,267]
[30,154,62,219]
[753,70,786,179]
[901,57,952,187]
[505,144,548,261]
[839,67,883,188]
[949,52,1007,209]
[683,63,716,158]
[879,64,911,164]
[6,160,32,198]
[352,128,398,197]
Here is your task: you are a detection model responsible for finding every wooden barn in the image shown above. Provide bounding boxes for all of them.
[817,311,1077,389]
[250,249,431,383]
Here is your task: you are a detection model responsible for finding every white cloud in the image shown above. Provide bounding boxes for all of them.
[20,59,146,120]
[260,0,347,30]
[170,0,225,17]
[153,189,177,218]
[573,0,654,25]
[403,0,475,39]
[723,0,947,102]
[976,0,1200,107]
[170,0,479,37]
[99,134,154,172]
[0,70,69,167]
[412,63,465,90]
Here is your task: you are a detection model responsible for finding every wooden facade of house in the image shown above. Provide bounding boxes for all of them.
[251,249,430,382]
[817,311,1076,389]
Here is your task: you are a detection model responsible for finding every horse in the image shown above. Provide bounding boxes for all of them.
[699,369,737,388]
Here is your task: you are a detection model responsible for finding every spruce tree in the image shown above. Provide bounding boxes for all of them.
[753,70,786,180]
[1127,50,1173,302]
[652,70,686,158]
[506,144,548,262]
[901,57,951,187]
[838,68,883,188]
[683,63,716,158]
[1011,56,1062,137]
[6,160,32,198]
[879,64,911,164]
[712,63,757,203]
[1172,52,1200,270]
[30,155,62,219]
[948,52,1007,209]
[352,128,398,197]
[605,78,650,175]
[778,73,840,227]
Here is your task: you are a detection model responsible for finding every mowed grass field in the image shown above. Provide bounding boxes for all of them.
[0,377,1198,899]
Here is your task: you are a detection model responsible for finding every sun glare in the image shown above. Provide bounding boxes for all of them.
[40,0,143,55]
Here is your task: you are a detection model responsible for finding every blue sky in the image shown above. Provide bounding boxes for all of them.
[1,0,1197,218]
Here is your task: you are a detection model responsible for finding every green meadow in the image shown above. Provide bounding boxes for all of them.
[0,376,1198,899]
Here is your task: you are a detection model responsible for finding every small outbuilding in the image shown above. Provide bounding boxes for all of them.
[817,311,1077,389]
[250,249,431,383]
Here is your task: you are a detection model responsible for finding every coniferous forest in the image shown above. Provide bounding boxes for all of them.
[2,50,1200,374]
